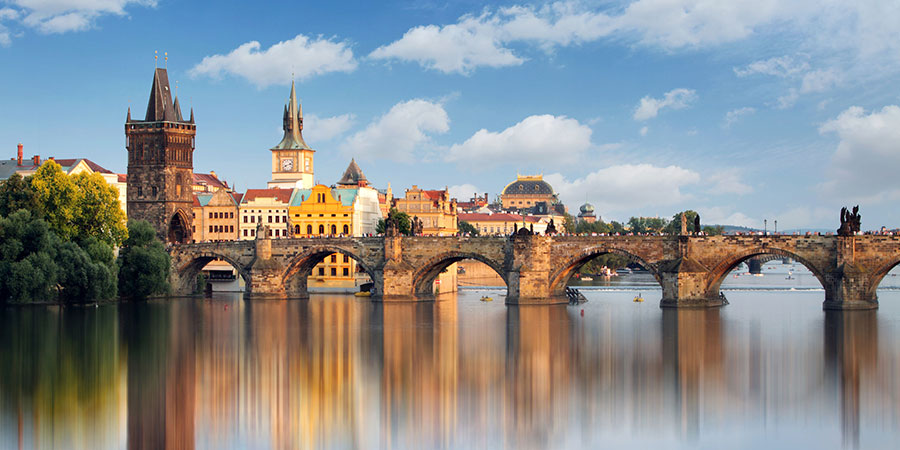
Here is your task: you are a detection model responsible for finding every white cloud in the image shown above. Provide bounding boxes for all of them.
[723,107,755,128]
[448,184,482,202]
[819,105,900,202]
[340,99,449,162]
[545,164,700,213]
[776,89,799,109]
[369,14,523,75]
[190,34,357,88]
[446,114,593,166]
[639,126,648,136]
[0,8,18,20]
[303,113,355,142]
[9,0,154,34]
[698,207,757,227]
[706,168,752,194]
[800,68,841,93]
[733,55,809,78]
[633,88,696,121]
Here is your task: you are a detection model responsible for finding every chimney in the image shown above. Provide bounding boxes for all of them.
[17,143,23,166]
[210,170,217,178]
[32,155,40,166]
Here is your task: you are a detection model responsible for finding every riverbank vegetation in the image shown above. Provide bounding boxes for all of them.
[0,161,168,304]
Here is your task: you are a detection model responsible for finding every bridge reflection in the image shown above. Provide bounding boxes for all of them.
[2,293,899,447]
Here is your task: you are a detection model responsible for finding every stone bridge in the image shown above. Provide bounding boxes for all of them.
[168,234,900,309]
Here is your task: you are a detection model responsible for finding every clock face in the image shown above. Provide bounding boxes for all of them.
[281,158,294,171]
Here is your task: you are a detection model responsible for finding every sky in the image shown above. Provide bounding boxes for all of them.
[1,0,900,230]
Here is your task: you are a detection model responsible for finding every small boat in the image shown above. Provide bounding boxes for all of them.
[633,293,644,303]
[480,296,493,302]
[580,276,593,281]
[354,291,372,297]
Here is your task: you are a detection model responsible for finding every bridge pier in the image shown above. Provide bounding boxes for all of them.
[659,258,726,308]
[507,234,567,305]
[823,263,878,310]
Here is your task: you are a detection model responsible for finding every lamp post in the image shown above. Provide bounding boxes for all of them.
[774,220,778,235]
[764,219,767,236]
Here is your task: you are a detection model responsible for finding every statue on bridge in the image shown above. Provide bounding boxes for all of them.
[411,216,424,236]
[694,214,701,235]
[385,213,400,237]
[545,218,557,235]
[838,205,862,236]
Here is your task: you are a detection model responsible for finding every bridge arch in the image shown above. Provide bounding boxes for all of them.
[412,251,507,297]
[172,251,250,295]
[168,209,192,244]
[281,245,377,296]
[549,247,662,295]
[866,258,900,300]
[706,247,827,295]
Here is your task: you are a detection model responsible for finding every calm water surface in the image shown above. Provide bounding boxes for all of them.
[3,264,900,449]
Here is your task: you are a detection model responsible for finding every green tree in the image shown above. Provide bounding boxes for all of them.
[56,239,118,302]
[0,173,42,218]
[702,225,724,236]
[72,172,128,247]
[458,220,479,236]
[562,213,576,233]
[30,161,80,240]
[117,220,170,299]
[375,208,412,236]
[628,216,668,234]
[0,210,60,303]
[665,210,700,234]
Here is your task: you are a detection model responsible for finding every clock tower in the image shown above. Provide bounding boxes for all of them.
[268,81,314,189]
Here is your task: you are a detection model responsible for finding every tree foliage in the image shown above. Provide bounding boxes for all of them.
[375,208,412,236]
[628,217,668,234]
[3,161,127,246]
[0,210,117,303]
[117,220,170,299]
[458,220,479,236]
[665,210,700,234]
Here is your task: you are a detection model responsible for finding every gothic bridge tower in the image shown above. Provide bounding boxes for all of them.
[125,68,196,244]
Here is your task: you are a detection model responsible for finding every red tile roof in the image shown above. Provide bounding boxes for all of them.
[117,174,127,183]
[241,188,293,203]
[230,193,243,204]
[423,190,446,201]
[193,173,229,190]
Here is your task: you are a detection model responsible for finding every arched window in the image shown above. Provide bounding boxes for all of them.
[318,224,325,234]
[331,225,337,235]
[307,225,313,235]
[342,224,349,235]
[295,225,301,234]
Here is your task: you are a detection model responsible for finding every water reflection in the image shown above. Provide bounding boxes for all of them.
[2,291,900,448]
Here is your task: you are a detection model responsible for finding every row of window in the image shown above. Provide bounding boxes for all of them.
[209,225,235,233]
[241,228,290,237]
[210,211,235,219]
[292,213,349,218]
[293,224,350,235]
[316,267,350,277]
[242,215,289,223]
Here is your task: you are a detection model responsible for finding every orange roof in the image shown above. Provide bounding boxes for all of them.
[117,174,127,183]
[242,188,293,204]
[423,190,445,201]
[460,213,523,222]
[193,173,228,190]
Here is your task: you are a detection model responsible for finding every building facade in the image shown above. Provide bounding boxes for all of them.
[268,82,314,189]
[238,189,293,240]
[191,189,241,242]
[125,68,196,243]
[392,186,458,236]
[500,174,558,211]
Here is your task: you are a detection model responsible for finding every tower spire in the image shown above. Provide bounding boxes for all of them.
[272,80,309,150]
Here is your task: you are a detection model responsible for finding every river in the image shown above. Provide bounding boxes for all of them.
[2,262,900,449]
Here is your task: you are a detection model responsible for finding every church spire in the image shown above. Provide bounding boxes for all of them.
[126,107,131,123]
[173,96,184,121]
[272,80,310,150]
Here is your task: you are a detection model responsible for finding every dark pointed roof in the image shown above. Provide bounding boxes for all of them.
[145,68,177,121]
[272,80,312,150]
[173,96,184,121]
[337,158,367,185]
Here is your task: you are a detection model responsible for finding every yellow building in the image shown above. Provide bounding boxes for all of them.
[192,189,242,242]
[392,185,458,236]
[289,184,358,290]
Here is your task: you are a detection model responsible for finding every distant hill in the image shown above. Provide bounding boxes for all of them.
[710,224,835,235]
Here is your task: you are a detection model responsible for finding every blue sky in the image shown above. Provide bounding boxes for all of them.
[2,0,900,230]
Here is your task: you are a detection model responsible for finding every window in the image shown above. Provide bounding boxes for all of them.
[307,225,312,234]
[209,212,213,219]
[275,216,280,223]
[250,229,255,237]
[318,225,324,234]
[330,268,337,276]
[243,216,247,223]
[295,225,301,234]
[330,254,337,263]
[268,216,272,223]
[342,225,349,235]
[274,229,279,237]
[318,268,325,276]
[152,186,157,196]
[284,216,288,223]
[331,225,337,235]
[343,255,349,263]
[209,226,213,233]
[230,212,234,219]
[251,216,256,223]
[243,230,247,237]
[343,268,349,276]
[230,226,234,233]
